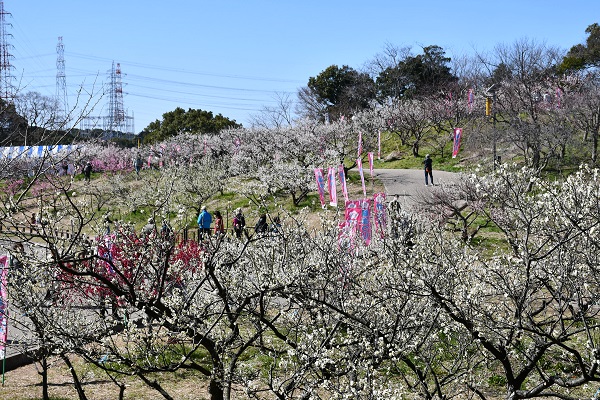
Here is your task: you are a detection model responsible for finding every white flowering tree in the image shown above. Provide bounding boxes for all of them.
[7,70,600,400]
[410,164,600,399]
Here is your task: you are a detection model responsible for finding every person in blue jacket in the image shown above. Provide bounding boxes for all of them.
[197,205,212,239]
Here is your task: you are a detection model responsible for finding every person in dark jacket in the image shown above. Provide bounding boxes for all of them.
[423,154,433,186]
[83,161,92,182]
[254,214,268,236]
[233,208,246,239]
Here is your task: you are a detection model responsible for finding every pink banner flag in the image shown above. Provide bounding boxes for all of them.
[342,199,362,252]
[378,130,381,160]
[445,92,453,116]
[345,200,361,234]
[0,255,8,360]
[338,165,349,202]
[359,199,372,246]
[357,158,366,198]
[452,128,463,158]
[327,167,337,207]
[373,192,387,239]
[357,131,363,157]
[368,152,374,178]
[159,144,166,168]
[314,168,326,208]
[467,89,474,112]
[338,221,355,253]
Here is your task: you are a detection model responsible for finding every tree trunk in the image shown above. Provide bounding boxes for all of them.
[209,379,224,400]
[593,129,599,166]
[412,141,420,157]
[137,373,175,400]
[61,354,88,400]
[41,356,49,400]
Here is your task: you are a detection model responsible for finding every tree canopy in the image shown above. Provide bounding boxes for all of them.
[558,23,600,72]
[298,65,376,121]
[376,45,457,100]
[140,107,241,144]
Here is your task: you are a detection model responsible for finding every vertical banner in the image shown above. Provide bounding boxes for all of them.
[373,192,387,239]
[378,130,381,160]
[338,165,349,202]
[467,89,474,113]
[338,221,354,253]
[357,131,363,157]
[0,256,8,360]
[342,200,362,252]
[345,200,361,234]
[452,128,463,158]
[327,167,337,207]
[357,158,367,198]
[445,92,453,116]
[359,199,372,246]
[159,144,166,168]
[368,152,374,178]
[314,168,326,208]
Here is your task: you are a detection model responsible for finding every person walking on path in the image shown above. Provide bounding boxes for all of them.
[423,154,434,186]
[197,206,212,240]
[233,208,246,239]
[83,161,92,182]
[254,214,268,236]
[134,154,143,178]
[213,210,225,236]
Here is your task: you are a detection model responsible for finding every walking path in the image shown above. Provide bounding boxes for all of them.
[373,168,460,209]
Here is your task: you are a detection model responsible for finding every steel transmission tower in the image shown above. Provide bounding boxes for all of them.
[0,1,14,103]
[107,61,125,127]
[56,36,68,117]
[103,61,133,135]
[80,61,134,138]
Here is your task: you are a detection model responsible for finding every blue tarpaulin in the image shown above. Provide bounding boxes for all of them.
[0,145,78,159]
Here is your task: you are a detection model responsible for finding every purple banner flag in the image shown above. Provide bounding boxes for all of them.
[314,168,326,208]
[327,167,337,207]
[359,199,372,246]
[452,128,463,158]
[373,192,387,239]
[0,255,8,359]
[338,165,349,202]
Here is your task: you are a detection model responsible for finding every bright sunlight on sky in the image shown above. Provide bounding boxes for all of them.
[6,0,599,132]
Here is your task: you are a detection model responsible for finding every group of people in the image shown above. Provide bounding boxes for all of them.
[197,206,280,239]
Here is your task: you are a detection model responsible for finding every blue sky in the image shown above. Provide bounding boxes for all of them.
[6,1,598,133]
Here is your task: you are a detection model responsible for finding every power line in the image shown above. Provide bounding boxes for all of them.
[65,51,304,84]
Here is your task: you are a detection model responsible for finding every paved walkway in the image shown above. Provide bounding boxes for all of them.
[373,168,460,210]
